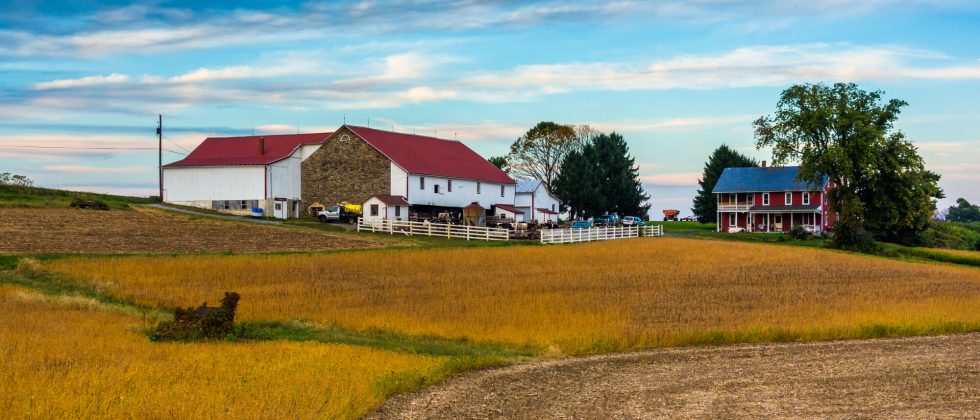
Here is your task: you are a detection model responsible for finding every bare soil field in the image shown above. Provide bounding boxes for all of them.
[0,207,401,254]
[372,333,980,419]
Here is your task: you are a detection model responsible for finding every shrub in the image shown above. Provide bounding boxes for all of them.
[152,292,240,341]
[789,225,810,240]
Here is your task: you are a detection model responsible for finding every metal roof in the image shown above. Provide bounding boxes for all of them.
[493,204,524,214]
[164,132,331,168]
[368,194,408,205]
[345,125,516,185]
[712,166,827,193]
[515,180,541,193]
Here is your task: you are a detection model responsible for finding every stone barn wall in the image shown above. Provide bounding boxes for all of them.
[301,126,391,213]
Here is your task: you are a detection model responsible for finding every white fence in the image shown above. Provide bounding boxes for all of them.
[357,218,510,241]
[540,226,639,244]
[642,224,664,237]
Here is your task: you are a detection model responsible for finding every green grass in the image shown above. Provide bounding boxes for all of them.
[0,184,155,209]
[645,220,717,231]
[879,243,980,268]
[692,231,827,248]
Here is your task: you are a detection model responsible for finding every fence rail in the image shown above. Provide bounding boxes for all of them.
[641,224,664,237]
[540,226,640,244]
[357,218,510,241]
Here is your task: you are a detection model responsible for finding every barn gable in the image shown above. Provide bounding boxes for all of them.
[301,126,393,211]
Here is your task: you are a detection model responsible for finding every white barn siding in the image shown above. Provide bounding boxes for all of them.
[163,166,265,202]
[407,174,513,209]
[267,155,302,199]
[390,163,408,197]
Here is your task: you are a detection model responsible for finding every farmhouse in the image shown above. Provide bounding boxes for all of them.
[302,125,517,219]
[713,163,836,233]
[514,180,561,223]
[163,133,331,218]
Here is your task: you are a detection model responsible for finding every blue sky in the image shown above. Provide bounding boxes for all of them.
[1,0,978,217]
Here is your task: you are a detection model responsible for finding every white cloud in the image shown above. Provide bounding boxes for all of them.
[255,124,296,133]
[34,73,130,90]
[44,165,147,174]
[640,172,702,187]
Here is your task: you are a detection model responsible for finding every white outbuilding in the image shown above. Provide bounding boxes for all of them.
[514,180,561,223]
[162,132,330,218]
[361,194,409,224]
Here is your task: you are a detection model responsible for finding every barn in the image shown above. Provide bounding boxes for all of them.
[514,180,561,223]
[302,125,516,220]
[162,133,330,218]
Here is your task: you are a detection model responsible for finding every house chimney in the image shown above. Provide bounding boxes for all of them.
[761,160,767,168]
[259,137,265,155]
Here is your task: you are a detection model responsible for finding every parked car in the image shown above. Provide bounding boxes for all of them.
[622,216,643,226]
[680,216,697,222]
[592,214,620,226]
[570,220,593,229]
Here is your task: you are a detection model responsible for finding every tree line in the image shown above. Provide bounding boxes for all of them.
[490,121,650,220]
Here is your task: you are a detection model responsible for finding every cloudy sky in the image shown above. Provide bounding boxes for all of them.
[1,0,978,216]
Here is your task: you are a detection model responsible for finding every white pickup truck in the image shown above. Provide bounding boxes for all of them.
[317,204,360,224]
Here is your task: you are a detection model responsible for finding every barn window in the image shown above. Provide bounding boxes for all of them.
[420,177,425,190]
[434,185,441,194]
[785,192,792,205]
[339,134,350,142]
[729,213,736,227]
[370,204,379,216]
[803,192,810,205]
[500,185,505,197]
[762,193,770,206]
[448,180,452,192]
[241,200,248,210]
[477,182,481,194]
[223,201,230,210]
[395,206,401,217]
[551,204,555,211]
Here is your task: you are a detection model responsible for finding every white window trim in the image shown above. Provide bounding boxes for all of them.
[728,212,736,227]
[762,193,770,206]
[785,192,792,206]
[802,192,810,205]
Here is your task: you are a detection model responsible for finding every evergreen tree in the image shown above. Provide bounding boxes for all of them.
[553,132,649,219]
[691,145,757,223]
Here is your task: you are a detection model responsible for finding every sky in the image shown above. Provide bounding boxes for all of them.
[1,0,978,218]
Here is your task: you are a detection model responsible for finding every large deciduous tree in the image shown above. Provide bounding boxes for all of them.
[947,198,980,222]
[691,145,757,224]
[754,82,942,249]
[506,122,592,189]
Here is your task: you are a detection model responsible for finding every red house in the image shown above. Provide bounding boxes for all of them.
[712,163,836,233]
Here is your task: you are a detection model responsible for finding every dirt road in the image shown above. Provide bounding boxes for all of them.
[371,333,980,418]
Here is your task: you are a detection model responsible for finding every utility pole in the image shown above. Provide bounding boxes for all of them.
[157,114,163,202]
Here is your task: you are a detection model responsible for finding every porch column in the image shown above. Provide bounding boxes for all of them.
[766,213,770,232]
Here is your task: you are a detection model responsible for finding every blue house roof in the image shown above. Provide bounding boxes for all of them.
[516,180,542,194]
[712,166,827,193]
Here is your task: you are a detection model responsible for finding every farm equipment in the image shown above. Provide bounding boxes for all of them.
[317,202,361,224]
[663,209,680,221]
[69,199,109,210]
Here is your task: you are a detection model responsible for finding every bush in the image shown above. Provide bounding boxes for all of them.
[152,292,240,341]
[789,225,810,240]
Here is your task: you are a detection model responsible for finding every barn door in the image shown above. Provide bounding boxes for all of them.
[273,200,287,219]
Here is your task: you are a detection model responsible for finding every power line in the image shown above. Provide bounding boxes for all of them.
[163,136,190,153]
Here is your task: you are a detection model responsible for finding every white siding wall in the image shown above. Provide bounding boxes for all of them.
[361,197,407,223]
[407,174,514,208]
[514,191,533,207]
[390,163,408,197]
[515,186,561,223]
[299,144,322,160]
[267,154,302,199]
[163,166,266,202]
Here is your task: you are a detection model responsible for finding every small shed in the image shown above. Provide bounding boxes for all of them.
[535,207,559,223]
[493,204,525,223]
[362,195,409,224]
[463,202,486,226]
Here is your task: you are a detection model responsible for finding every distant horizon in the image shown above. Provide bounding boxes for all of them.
[2,1,978,218]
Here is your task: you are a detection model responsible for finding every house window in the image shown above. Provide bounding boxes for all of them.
[729,193,736,204]
[448,180,452,192]
[729,213,736,227]
[803,192,810,205]
[785,192,792,205]
[395,206,401,217]
[434,184,441,194]
[419,177,425,190]
[774,215,782,225]
[500,185,505,197]
[477,182,481,194]
[370,204,379,216]
[802,214,810,224]
[762,193,770,206]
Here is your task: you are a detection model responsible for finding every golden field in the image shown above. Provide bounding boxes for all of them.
[47,238,980,354]
[0,284,448,419]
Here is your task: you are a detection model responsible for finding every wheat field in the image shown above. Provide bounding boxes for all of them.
[47,238,980,354]
[0,284,448,419]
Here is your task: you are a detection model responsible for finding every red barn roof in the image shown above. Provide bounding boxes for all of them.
[368,194,409,205]
[164,132,332,168]
[346,125,515,184]
[494,204,524,214]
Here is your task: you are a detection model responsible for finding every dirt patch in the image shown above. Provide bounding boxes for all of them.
[0,207,403,254]
[371,333,980,418]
